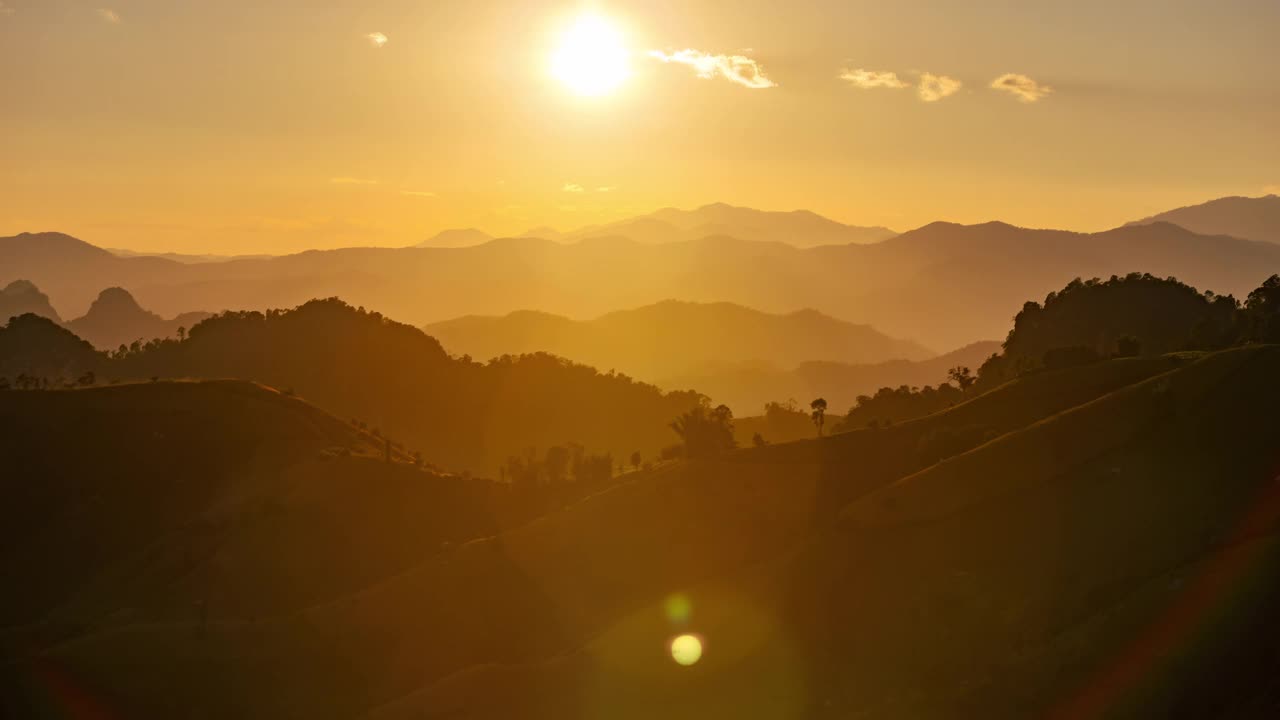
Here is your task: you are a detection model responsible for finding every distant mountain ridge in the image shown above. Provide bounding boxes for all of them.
[6,212,1280,349]
[536,202,897,246]
[425,300,932,388]
[1126,194,1280,244]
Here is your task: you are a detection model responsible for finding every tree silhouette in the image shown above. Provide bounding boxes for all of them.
[630,451,642,471]
[670,404,737,458]
[947,366,976,391]
[810,398,827,437]
[752,432,767,448]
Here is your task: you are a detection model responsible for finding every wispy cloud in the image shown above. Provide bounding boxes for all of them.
[596,186,616,193]
[839,68,908,90]
[990,73,1053,103]
[330,177,379,186]
[367,32,388,48]
[917,73,962,102]
[562,183,585,193]
[96,8,121,24]
[648,49,777,89]
[401,190,436,198]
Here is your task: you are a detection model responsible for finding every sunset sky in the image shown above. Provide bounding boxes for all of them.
[2,0,1278,254]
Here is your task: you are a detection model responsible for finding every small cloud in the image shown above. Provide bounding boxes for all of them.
[990,73,1053,103]
[596,186,616,193]
[330,177,379,185]
[367,32,388,48]
[562,183,585,193]
[917,73,962,102]
[401,190,436,198]
[96,8,121,24]
[648,49,776,89]
[839,68,908,90]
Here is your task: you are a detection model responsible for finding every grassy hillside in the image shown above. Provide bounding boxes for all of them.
[7,347,1279,718]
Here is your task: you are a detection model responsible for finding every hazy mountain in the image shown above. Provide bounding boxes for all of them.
[6,220,1280,350]
[0,279,61,323]
[65,287,212,350]
[1126,194,1280,244]
[555,201,897,246]
[7,344,1280,718]
[669,340,1001,414]
[107,248,275,263]
[414,228,494,248]
[425,300,932,388]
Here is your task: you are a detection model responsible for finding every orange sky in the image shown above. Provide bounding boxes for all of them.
[1,0,1278,253]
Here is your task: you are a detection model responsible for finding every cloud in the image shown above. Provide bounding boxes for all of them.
[367,32,388,48]
[839,68,908,90]
[1265,185,1280,196]
[562,183,585,193]
[648,49,776,89]
[96,8,121,23]
[596,186,616,193]
[990,73,1053,103]
[0,2,15,17]
[330,177,379,185]
[917,73,962,102]
[401,190,436,198]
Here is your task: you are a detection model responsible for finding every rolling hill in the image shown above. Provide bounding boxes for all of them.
[8,216,1278,350]
[5,345,1280,719]
[1127,194,1280,244]
[0,301,705,476]
[424,300,933,393]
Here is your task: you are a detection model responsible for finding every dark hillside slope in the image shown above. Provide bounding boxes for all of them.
[9,347,1277,718]
[365,345,1280,720]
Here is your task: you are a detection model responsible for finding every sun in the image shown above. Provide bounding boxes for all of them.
[550,14,631,97]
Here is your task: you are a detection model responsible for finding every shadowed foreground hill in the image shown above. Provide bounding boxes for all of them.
[0,300,704,474]
[5,346,1280,718]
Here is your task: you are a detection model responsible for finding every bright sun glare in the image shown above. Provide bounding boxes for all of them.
[551,14,631,97]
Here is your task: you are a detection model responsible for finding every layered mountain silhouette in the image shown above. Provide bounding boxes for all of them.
[0,280,60,324]
[425,300,931,388]
[7,216,1278,350]
[1127,194,1280,244]
[65,287,211,350]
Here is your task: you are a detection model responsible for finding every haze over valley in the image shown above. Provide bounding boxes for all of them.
[3,2,1279,717]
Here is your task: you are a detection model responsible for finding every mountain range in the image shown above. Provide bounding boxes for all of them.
[5,196,1279,351]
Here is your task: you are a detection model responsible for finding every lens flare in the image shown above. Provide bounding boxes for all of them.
[670,633,703,666]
